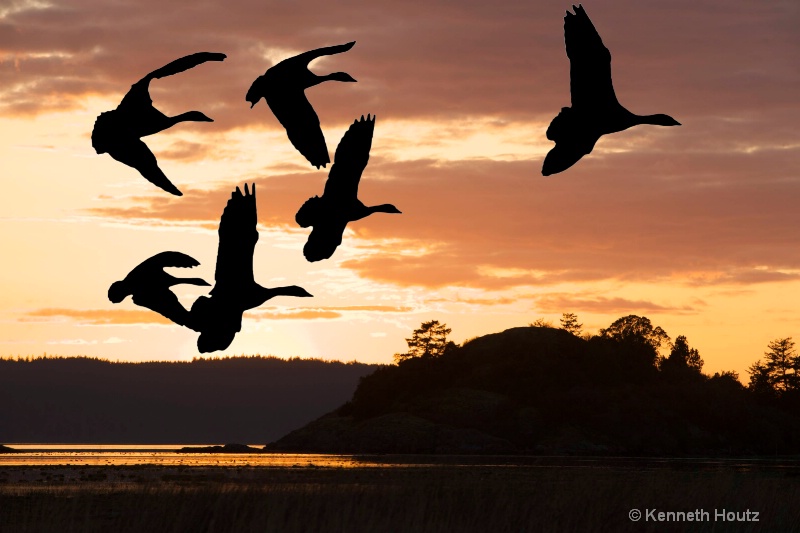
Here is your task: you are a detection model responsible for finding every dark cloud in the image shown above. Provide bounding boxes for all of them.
[1,0,796,132]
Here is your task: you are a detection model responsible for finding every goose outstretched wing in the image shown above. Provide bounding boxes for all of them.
[211,184,258,296]
[144,52,227,81]
[107,139,182,196]
[118,52,226,112]
[131,289,193,328]
[134,251,202,272]
[565,5,619,110]
[325,114,375,200]
[269,90,330,169]
[542,138,598,176]
[291,41,356,66]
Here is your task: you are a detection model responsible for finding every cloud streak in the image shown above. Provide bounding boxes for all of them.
[22,308,173,325]
[84,137,800,291]
[23,304,415,326]
[535,295,701,315]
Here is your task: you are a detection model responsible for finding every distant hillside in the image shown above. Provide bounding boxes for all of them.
[0,356,377,444]
[268,327,800,455]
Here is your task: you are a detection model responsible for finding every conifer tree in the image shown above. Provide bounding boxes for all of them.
[394,320,453,363]
[560,313,583,336]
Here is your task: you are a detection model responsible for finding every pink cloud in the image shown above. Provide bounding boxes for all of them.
[535,295,701,315]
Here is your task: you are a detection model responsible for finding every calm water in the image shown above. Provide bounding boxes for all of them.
[1,446,378,467]
[3,445,800,471]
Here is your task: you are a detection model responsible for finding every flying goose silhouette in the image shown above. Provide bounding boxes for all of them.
[190,183,313,353]
[295,114,400,262]
[246,42,357,169]
[92,52,227,195]
[542,5,680,176]
[108,251,210,328]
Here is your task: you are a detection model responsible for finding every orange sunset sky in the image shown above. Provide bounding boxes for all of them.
[0,0,798,378]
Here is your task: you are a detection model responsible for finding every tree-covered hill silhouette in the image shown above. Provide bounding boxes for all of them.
[0,355,376,444]
[269,317,800,455]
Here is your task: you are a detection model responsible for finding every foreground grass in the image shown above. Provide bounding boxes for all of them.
[1,463,799,532]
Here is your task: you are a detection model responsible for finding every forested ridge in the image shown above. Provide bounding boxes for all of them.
[0,355,377,444]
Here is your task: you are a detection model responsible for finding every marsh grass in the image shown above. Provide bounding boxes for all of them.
[1,464,799,532]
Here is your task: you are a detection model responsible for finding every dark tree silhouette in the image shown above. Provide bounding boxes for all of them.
[747,360,774,396]
[295,114,401,262]
[661,335,703,374]
[247,42,357,169]
[275,325,800,456]
[763,338,798,393]
[560,313,583,336]
[92,52,226,195]
[542,5,680,176]
[599,315,670,352]
[746,338,800,398]
[394,320,453,363]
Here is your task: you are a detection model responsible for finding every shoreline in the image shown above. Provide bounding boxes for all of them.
[0,463,796,532]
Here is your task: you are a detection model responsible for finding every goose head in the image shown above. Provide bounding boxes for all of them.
[637,113,681,127]
[322,71,357,83]
[245,76,267,108]
[367,204,401,215]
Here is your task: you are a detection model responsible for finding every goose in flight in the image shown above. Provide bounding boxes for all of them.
[295,114,400,262]
[542,5,680,176]
[246,42,357,169]
[190,183,313,353]
[108,251,210,328]
[92,52,227,195]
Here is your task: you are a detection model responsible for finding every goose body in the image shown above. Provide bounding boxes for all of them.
[92,52,226,195]
[295,115,401,262]
[189,183,313,353]
[542,5,680,176]
[246,42,357,169]
[108,251,210,327]
[108,186,311,352]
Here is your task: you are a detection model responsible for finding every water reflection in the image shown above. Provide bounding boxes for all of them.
[2,449,800,472]
[0,452,376,468]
